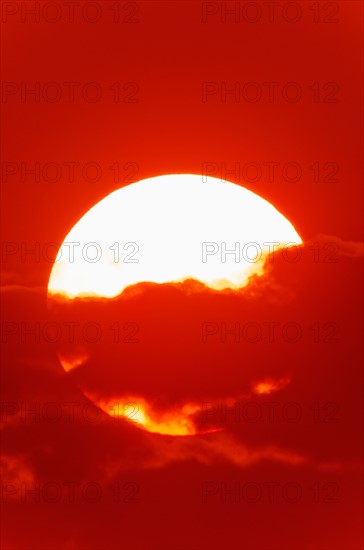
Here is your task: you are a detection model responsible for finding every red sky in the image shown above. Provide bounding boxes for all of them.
[1,1,363,549]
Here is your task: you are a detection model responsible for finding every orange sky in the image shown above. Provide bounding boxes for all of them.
[1,2,363,549]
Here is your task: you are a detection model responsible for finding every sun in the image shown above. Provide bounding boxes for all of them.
[47,174,302,436]
[48,174,302,298]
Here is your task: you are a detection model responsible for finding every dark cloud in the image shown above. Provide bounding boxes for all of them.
[1,235,363,549]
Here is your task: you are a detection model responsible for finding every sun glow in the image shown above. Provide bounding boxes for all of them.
[97,397,213,436]
[58,353,88,373]
[253,377,291,395]
[48,174,302,299]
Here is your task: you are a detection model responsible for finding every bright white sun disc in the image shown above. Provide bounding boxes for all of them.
[48,174,302,298]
